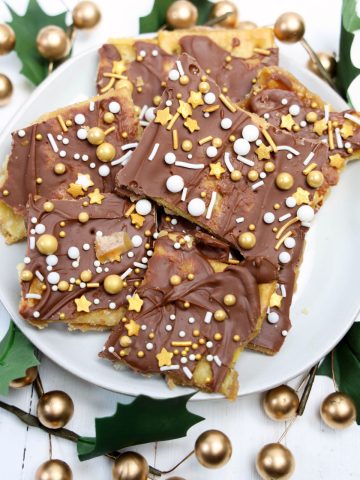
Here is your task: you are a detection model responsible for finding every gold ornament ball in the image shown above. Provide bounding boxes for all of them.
[80,270,92,282]
[36,234,58,255]
[305,111,318,123]
[54,162,66,175]
[195,429,232,468]
[166,0,198,29]
[274,12,305,43]
[224,293,236,306]
[238,20,257,30]
[78,212,89,223]
[0,73,13,106]
[112,452,149,480]
[10,366,38,388]
[230,169,242,182]
[104,274,124,294]
[320,392,357,429]
[73,1,101,29]
[238,231,256,250]
[256,443,295,480]
[211,1,238,28]
[263,385,299,421]
[276,172,294,190]
[170,274,182,286]
[214,309,227,322]
[36,26,70,61]
[308,52,337,78]
[306,170,324,188]
[35,459,73,480]
[87,126,105,145]
[37,390,74,429]
[96,142,116,162]
[0,24,16,55]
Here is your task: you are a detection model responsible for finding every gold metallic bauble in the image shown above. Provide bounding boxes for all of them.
[104,112,115,124]
[112,452,149,480]
[35,459,73,480]
[198,81,210,94]
[58,280,70,292]
[182,139,193,152]
[0,24,16,55]
[170,274,182,286]
[308,52,337,78]
[274,12,305,44]
[214,309,227,322]
[166,0,198,29]
[263,385,299,421]
[237,20,257,30]
[80,270,92,282]
[305,111,318,123]
[306,170,324,188]
[276,172,294,190]
[36,234,58,255]
[195,429,232,468]
[10,366,38,388]
[43,201,55,212]
[320,392,357,429]
[248,169,259,182]
[0,73,13,106]
[54,162,66,175]
[230,169,242,181]
[238,231,256,250]
[153,95,162,106]
[72,1,101,29]
[264,161,275,173]
[224,294,236,306]
[256,443,295,480]
[36,26,70,61]
[37,390,74,429]
[87,126,105,145]
[78,212,89,223]
[211,1,238,28]
[104,274,124,294]
[20,269,33,282]
[96,142,116,162]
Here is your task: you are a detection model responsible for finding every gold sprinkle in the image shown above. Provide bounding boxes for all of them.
[57,114,68,132]
[35,133,43,141]
[228,259,240,264]
[203,104,220,113]
[36,177,43,184]
[59,313,65,320]
[233,334,240,342]
[193,329,200,337]
[214,333,222,341]
[124,204,135,218]
[275,217,299,240]
[121,131,128,139]
[59,221,65,227]
[198,135,213,145]
[222,86,229,93]
[104,126,116,136]
[87,282,100,288]
[275,231,293,250]
[303,162,317,175]
[199,338,205,345]
[2,190,9,196]
[171,341,192,347]
[166,111,180,130]
[100,77,115,93]
[219,93,236,113]
[195,354,202,361]
[328,120,335,150]
[274,203,281,210]
[249,224,256,231]
[172,129,179,150]
[187,273,194,280]
[103,72,127,80]
[184,301,190,308]
[137,351,145,358]
[78,212,89,223]
[261,128,278,152]
[253,47,271,55]
[149,332,155,339]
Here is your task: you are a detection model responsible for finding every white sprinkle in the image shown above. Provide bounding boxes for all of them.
[109,302,116,310]
[148,143,160,161]
[264,113,270,120]
[136,199,152,215]
[77,128,87,140]
[147,250,153,257]
[179,330,186,338]
[25,293,41,300]
[90,162,96,169]
[324,104,330,124]
[121,142,139,151]
[237,155,255,167]
[120,268,133,280]
[62,138,69,146]
[166,324,173,332]
[279,213,291,222]
[206,191,217,220]
[289,104,300,116]
[277,145,300,155]
[52,286,58,292]
[204,92,216,104]
[74,153,80,160]
[335,128,344,149]
[206,341,213,348]
[282,330,288,337]
[145,107,156,122]
[139,104,148,120]
[165,100,172,107]
[268,311,279,324]
[166,175,184,193]
[176,60,185,76]
[47,133,58,153]
[33,311,40,318]
[111,150,132,166]
[206,355,214,362]
[68,246,80,259]
[82,154,89,161]
[108,346,115,353]
[93,299,100,305]
[139,49,146,57]
[174,242,181,249]
[57,135,63,141]
[252,180,264,190]
[152,49,158,56]
[234,138,251,156]
[89,101,95,111]
[141,325,147,331]
[206,146,218,158]
[204,311,212,324]
[72,261,79,268]
[127,251,134,258]
[160,365,180,372]
[181,187,188,201]
[345,142,352,148]
[169,69,180,81]
[280,284,287,297]
[300,120,307,128]
[188,317,195,324]
[133,262,147,269]
[175,161,204,169]
[59,150,66,158]
[171,219,178,225]
[96,267,102,273]
[80,282,86,288]
[286,197,296,208]
[224,151,234,172]
[281,98,288,105]
[29,236,35,250]
[17,129,26,137]
[183,366,193,379]
[146,343,154,351]
[188,198,206,217]
[35,270,44,282]
[189,354,196,361]
[287,153,293,160]
[214,355,222,367]
[260,172,267,179]
[263,212,275,224]
[24,257,31,264]
[109,101,121,114]
[48,272,60,284]
[99,165,110,177]
[279,251,291,264]
[70,278,76,283]
[303,151,314,166]
[31,216,37,224]
[235,217,244,223]
[46,255,58,266]
[221,117,232,129]
[170,314,176,320]
[132,235,143,247]
[74,113,85,125]
[30,229,35,235]
[242,124,260,142]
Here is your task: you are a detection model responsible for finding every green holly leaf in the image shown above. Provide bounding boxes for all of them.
[342,0,360,33]
[77,393,204,461]
[317,322,360,424]
[0,321,39,396]
[5,0,68,85]
[139,0,213,33]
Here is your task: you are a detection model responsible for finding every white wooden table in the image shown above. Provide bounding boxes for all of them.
[1,1,359,478]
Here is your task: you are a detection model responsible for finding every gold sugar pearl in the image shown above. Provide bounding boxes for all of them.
[225,55,232,62]
[274,203,281,210]
[229,135,236,142]
[123,281,128,287]
[119,335,132,348]
[78,212,89,223]
[205,68,211,74]
[199,338,205,345]
[121,132,128,139]
[165,217,171,223]
[59,231,66,238]
[348,147,353,154]
[43,201,54,212]
[35,133,43,141]
[199,81,210,93]
[238,231,256,250]
[58,280,69,292]
[36,177,43,184]
[136,55,143,62]
[276,172,294,190]
[233,334,240,342]
[134,268,141,274]
[311,101,318,109]
[247,169,259,182]
[214,309,227,322]
[145,243,150,249]
[36,234,58,255]
[306,111,318,123]
[104,274,124,294]
[195,353,202,360]
[145,230,152,236]
[222,86,228,94]
[224,294,236,306]
[182,139,193,152]
[307,170,324,188]
[179,238,186,245]
[192,343,198,350]
[181,350,187,356]
[332,120,339,128]
[193,329,200,337]
[54,163,66,175]
[200,191,206,198]
[149,332,155,339]
[184,301,190,309]
[214,333,223,341]
[59,221,66,227]
[65,120,72,127]
[137,87,143,93]
[249,224,256,231]
[212,137,222,148]
[231,170,242,182]
[174,349,179,355]
[121,316,127,323]
[180,75,189,85]
[187,273,194,280]
[161,81,167,88]
[21,270,33,282]
[41,285,47,291]
[134,281,140,287]
[264,162,275,173]
[170,274,182,286]
[2,190,9,196]
[80,270,92,282]
[119,350,127,357]
[96,142,116,162]
[153,95,162,106]
[87,127,105,145]
[75,279,81,285]
[293,124,300,132]
[137,351,145,358]
[176,93,182,99]
[59,313,65,320]
[273,227,278,232]
[201,75,207,81]
[83,201,89,207]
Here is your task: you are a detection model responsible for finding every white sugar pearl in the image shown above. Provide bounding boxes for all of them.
[204,92,216,104]
[83,243,90,250]
[68,246,80,259]
[33,311,40,318]
[263,212,275,224]
[300,120,307,127]
[109,101,121,114]
[74,113,85,125]
[35,224,46,234]
[164,152,176,164]
[166,175,184,193]
[268,311,280,324]
[171,219,178,225]
[152,49,158,56]
[165,100,172,107]
[264,113,270,120]
[179,330,186,338]
[94,299,100,305]
[90,162,96,168]
[279,251,291,264]
[57,135,63,141]
[146,342,154,351]
[170,314,176,320]
[174,242,181,249]
[132,235,143,247]
[24,256,31,264]
[47,272,60,284]
[282,330,288,337]
[127,251,134,258]
[145,107,156,122]
[31,217,37,224]
[287,153,293,160]
[187,198,206,217]
[59,150,66,158]
[109,302,116,309]
[260,172,267,179]
[206,341,213,348]
[169,69,180,81]
[297,205,314,223]
[62,138,69,145]
[284,237,296,249]
[82,154,89,161]
[242,124,260,142]
[289,104,300,116]
[206,146,218,158]
[99,165,110,177]
[206,354,214,362]
[166,324,173,331]
[188,317,195,324]
[189,354,196,361]
[77,128,87,140]
[46,255,58,266]
[139,50,146,57]
[136,199,152,215]
[233,138,250,156]
[74,153,80,160]
[17,130,26,137]
[281,98,288,105]
[220,118,232,129]
[285,196,296,208]
[181,357,187,364]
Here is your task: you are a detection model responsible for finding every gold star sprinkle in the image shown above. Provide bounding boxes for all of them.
[340,122,354,139]
[156,347,173,367]
[187,90,204,109]
[127,293,144,313]
[154,107,172,126]
[329,153,345,169]
[88,188,105,205]
[75,295,92,313]
[76,173,94,191]
[112,60,127,75]
[255,143,272,160]
[280,114,295,131]
[292,187,310,205]
[177,100,192,118]
[125,319,141,336]
[130,212,145,228]
[67,183,85,198]
[313,119,327,136]
[269,292,283,308]
[209,161,226,179]
[184,117,200,133]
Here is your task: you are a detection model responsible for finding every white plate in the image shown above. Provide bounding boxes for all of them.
[0,46,359,400]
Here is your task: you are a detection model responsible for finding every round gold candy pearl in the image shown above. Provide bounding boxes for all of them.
[35,459,73,480]
[238,231,256,250]
[36,234,58,255]
[115,79,133,93]
[72,1,101,29]
[166,0,198,29]
[263,385,299,421]
[211,1,238,28]
[104,112,115,124]
[20,270,33,282]
[320,392,356,429]
[119,335,132,348]
[264,161,275,173]
[36,26,70,61]
[256,443,295,480]
[78,212,89,223]
[153,95,162,106]
[58,280,69,292]
[179,75,189,85]
[224,294,236,306]
[182,139,192,152]
[112,452,149,480]
[214,309,227,322]
[37,390,74,429]
[306,111,318,123]
[306,170,324,188]
[104,274,124,294]
[274,12,305,43]
[87,126,105,145]
[96,142,116,162]
[230,170,242,182]
[170,274,182,286]
[10,366,38,388]
[248,169,259,182]
[195,430,232,468]
[212,137,222,148]
[276,172,294,191]
[80,270,92,282]
[54,162,66,175]
[43,201,54,212]
[0,73,13,106]
[199,81,210,94]
[0,24,16,55]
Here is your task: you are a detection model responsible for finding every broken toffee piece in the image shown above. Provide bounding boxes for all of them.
[0,89,141,243]
[19,194,156,330]
[101,232,277,399]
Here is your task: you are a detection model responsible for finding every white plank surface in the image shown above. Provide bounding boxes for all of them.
[1,1,359,479]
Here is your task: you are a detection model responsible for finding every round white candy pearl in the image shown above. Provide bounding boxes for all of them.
[268,311,280,324]
[166,175,184,193]
[242,124,259,142]
[263,212,275,224]
[47,272,60,285]
[233,138,251,156]
[77,128,87,140]
[98,165,110,177]
[74,113,85,125]
[35,224,46,234]
[206,145,218,158]
[220,118,232,129]
[188,198,206,217]
[285,196,297,208]
[281,98,288,105]
[46,255,58,266]
[109,101,121,114]
[284,237,296,249]
[132,235,143,247]
[169,69,180,81]
[289,104,300,116]
[68,246,80,259]
[145,107,156,122]
[136,199,152,215]
[297,205,315,223]
[164,152,176,164]
[204,92,216,104]
[279,251,291,264]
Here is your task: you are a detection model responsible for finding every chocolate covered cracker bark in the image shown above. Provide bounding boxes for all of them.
[0,89,140,243]
[19,194,156,330]
[101,231,277,398]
